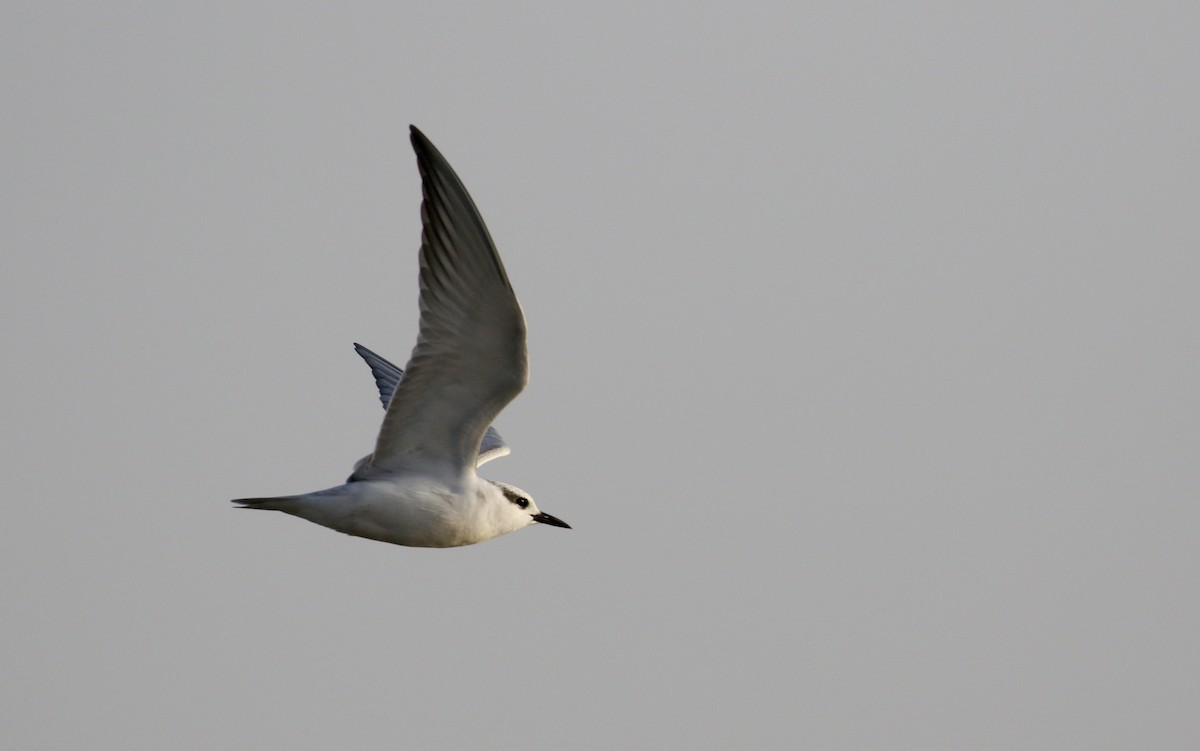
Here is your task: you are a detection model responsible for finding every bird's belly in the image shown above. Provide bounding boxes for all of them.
[326,483,476,548]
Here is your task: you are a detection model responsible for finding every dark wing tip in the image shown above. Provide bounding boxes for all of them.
[408,126,459,185]
[409,125,438,160]
[406,125,513,291]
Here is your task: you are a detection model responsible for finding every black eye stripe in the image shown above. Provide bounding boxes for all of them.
[499,486,530,509]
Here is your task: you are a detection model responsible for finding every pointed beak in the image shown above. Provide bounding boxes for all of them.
[532,511,571,529]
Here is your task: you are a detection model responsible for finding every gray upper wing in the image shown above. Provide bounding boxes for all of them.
[354,342,403,409]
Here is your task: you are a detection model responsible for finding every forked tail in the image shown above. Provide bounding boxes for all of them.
[231,496,303,512]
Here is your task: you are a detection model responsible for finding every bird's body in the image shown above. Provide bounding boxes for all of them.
[238,477,531,548]
[233,126,569,547]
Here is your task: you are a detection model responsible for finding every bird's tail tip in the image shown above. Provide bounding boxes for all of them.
[231,496,298,511]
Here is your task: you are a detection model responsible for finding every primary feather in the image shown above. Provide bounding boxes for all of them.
[354,127,528,484]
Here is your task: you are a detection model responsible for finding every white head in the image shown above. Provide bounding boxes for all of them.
[485,480,571,538]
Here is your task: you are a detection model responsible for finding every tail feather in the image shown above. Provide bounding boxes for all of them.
[231,496,303,512]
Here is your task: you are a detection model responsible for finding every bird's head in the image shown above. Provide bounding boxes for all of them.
[490,481,571,533]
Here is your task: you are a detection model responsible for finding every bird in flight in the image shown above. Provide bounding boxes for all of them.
[232,126,570,547]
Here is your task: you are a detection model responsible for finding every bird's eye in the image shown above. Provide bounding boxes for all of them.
[512,497,529,509]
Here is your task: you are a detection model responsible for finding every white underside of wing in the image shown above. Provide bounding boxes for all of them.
[476,429,510,466]
[353,343,511,468]
[357,128,528,483]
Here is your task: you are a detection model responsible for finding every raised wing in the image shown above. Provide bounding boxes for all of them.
[353,342,510,466]
[354,127,527,482]
[353,342,403,409]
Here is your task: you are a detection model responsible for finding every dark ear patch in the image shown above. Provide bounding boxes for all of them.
[499,486,529,509]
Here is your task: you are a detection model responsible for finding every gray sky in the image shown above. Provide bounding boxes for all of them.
[3,3,1198,749]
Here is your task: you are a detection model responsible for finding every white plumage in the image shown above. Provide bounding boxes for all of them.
[232,126,570,547]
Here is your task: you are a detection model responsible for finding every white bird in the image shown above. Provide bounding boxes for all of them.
[232,126,570,547]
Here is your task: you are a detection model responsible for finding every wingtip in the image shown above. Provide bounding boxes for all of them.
[409,124,430,151]
[409,126,453,171]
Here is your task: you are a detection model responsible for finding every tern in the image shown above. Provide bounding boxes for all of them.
[232,126,570,547]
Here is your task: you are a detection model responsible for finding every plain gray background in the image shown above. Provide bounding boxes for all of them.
[3,3,1198,748]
